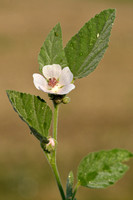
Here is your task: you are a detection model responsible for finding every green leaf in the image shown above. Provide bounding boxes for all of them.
[38,23,68,73]
[64,9,116,79]
[6,90,52,143]
[77,149,133,189]
[66,171,74,199]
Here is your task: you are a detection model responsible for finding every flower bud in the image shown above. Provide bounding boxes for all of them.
[46,137,56,152]
[62,96,70,104]
[54,98,62,104]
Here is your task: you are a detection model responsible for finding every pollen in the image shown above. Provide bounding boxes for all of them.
[48,77,58,87]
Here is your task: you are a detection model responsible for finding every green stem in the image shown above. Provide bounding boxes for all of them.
[53,102,59,140]
[50,102,66,200]
[51,162,65,200]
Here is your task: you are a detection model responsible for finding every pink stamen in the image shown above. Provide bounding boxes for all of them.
[48,77,58,88]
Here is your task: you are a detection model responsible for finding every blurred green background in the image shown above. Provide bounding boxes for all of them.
[0,0,133,199]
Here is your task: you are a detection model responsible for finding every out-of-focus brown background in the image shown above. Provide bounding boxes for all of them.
[0,0,133,199]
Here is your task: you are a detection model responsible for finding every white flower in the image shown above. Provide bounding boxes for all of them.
[33,64,75,95]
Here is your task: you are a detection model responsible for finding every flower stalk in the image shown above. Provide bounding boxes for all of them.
[48,102,66,200]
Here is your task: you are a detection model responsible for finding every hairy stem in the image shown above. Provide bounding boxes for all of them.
[50,102,66,200]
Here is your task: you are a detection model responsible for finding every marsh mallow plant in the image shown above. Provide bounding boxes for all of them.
[6,9,133,200]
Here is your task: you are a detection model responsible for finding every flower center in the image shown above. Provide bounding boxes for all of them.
[48,77,58,88]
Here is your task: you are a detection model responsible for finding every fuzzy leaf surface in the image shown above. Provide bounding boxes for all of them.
[77,149,133,188]
[65,9,116,79]
[6,90,52,142]
[38,23,67,73]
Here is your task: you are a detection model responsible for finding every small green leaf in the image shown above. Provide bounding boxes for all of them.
[6,90,52,142]
[77,149,133,189]
[38,23,67,73]
[64,9,116,79]
[66,171,74,199]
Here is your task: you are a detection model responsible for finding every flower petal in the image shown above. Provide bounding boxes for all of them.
[39,86,53,94]
[57,84,75,95]
[59,67,73,85]
[33,73,47,90]
[42,64,62,79]
[39,85,59,94]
